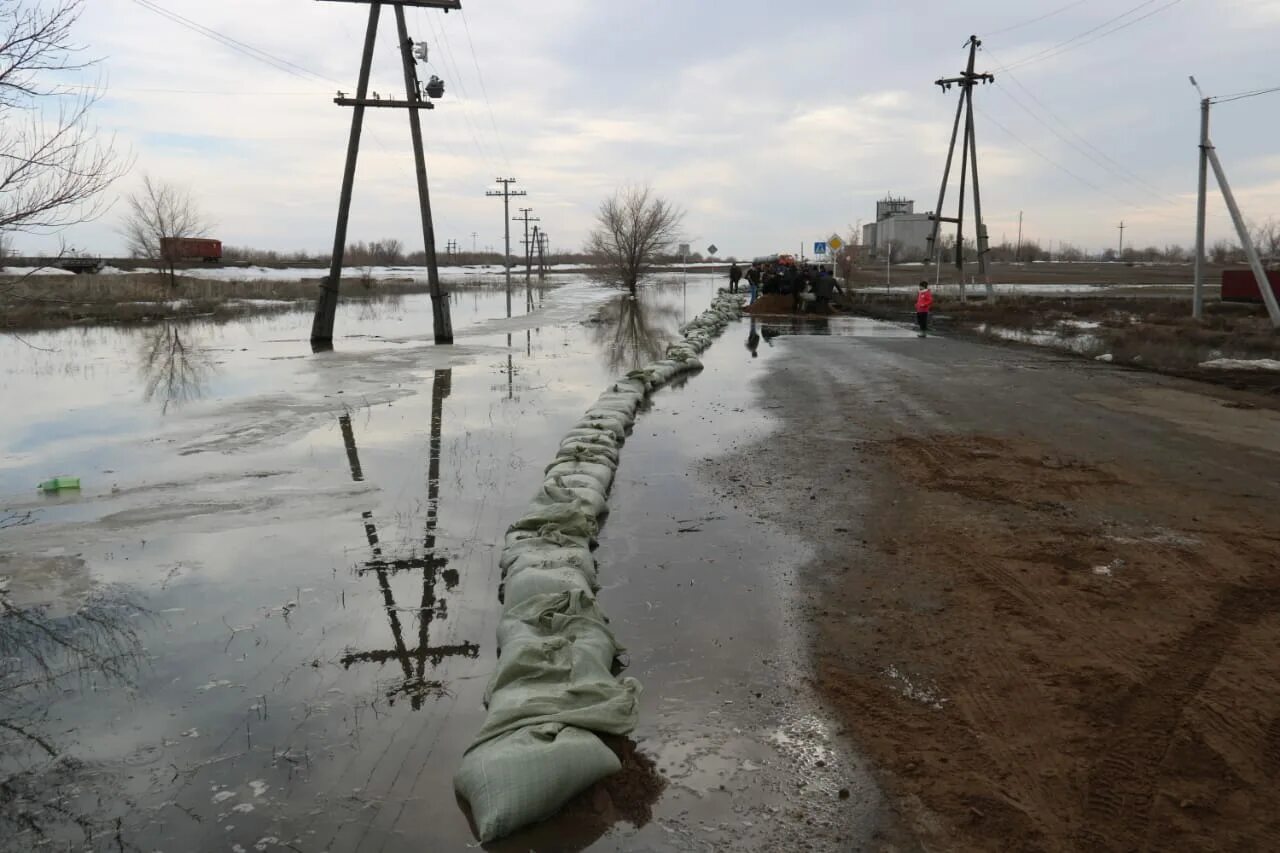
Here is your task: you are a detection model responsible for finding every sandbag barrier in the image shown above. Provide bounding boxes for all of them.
[454,291,747,842]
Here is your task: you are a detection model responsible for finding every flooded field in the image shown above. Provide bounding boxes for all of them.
[0,276,881,851]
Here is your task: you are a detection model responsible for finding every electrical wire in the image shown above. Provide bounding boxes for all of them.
[982,48,1174,204]
[128,0,337,85]
[1002,0,1184,72]
[975,105,1147,209]
[459,6,511,170]
[1212,85,1280,104]
[984,0,1091,37]
[417,7,499,172]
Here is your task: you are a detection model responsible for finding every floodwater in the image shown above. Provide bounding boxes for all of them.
[0,277,881,851]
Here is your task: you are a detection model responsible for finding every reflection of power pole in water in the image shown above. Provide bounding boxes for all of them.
[337,373,478,709]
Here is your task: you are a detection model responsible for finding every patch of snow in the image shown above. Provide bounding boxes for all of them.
[1199,358,1280,372]
[884,664,948,710]
[212,790,236,803]
[1095,353,1114,363]
[1092,559,1124,577]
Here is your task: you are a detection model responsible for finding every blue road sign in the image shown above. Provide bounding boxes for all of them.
[814,242,827,255]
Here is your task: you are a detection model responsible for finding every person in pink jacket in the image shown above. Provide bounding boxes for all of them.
[915,281,934,338]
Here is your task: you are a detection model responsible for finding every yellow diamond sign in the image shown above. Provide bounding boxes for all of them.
[828,234,844,251]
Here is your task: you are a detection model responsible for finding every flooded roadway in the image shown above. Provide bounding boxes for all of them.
[0,278,885,852]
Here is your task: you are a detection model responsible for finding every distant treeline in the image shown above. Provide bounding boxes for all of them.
[219,238,732,268]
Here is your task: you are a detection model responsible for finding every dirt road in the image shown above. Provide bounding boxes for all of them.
[707,318,1280,851]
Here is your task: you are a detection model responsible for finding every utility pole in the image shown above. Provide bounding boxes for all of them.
[513,207,539,289]
[1193,89,1209,319]
[1117,221,1125,259]
[925,35,995,301]
[1187,77,1280,327]
[485,178,526,292]
[470,231,477,254]
[311,0,459,347]
[1015,210,1023,262]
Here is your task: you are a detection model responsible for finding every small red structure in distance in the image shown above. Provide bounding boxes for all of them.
[161,237,222,263]
[1221,269,1280,303]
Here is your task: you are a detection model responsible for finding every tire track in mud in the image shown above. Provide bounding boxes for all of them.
[1078,583,1280,851]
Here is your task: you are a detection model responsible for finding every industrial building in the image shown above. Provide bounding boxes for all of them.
[861,195,935,260]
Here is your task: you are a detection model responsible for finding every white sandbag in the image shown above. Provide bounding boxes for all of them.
[557,441,620,465]
[507,501,599,541]
[503,565,596,609]
[503,546,597,585]
[544,460,616,489]
[455,724,620,843]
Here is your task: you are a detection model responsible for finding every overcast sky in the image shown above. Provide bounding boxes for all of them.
[22,0,1280,259]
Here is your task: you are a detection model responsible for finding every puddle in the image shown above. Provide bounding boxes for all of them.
[0,276,880,850]
[745,314,919,345]
[976,323,1106,356]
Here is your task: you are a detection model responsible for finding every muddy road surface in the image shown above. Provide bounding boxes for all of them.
[0,279,885,852]
[710,314,1280,852]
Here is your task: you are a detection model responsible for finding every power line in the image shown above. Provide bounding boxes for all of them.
[1002,0,1184,72]
[128,0,335,85]
[459,7,510,170]
[417,7,498,171]
[982,51,1174,203]
[975,104,1146,208]
[985,0,1091,37]
[1212,85,1280,104]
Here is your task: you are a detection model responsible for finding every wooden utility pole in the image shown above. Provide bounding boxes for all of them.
[311,0,459,346]
[925,35,995,301]
[485,178,526,291]
[1117,221,1126,258]
[514,207,539,288]
[1015,210,1023,262]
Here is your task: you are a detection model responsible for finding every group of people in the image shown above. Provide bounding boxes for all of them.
[726,257,936,338]
[728,256,842,313]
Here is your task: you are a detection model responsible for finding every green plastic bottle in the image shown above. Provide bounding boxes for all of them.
[38,476,81,492]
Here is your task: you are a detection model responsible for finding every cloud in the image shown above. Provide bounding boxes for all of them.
[9,0,1278,258]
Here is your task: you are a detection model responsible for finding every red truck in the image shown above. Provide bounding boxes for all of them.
[161,237,222,263]
[1221,269,1280,303]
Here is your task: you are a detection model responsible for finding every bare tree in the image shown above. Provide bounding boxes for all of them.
[0,1,124,238]
[1250,218,1280,263]
[122,175,210,288]
[585,185,684,295]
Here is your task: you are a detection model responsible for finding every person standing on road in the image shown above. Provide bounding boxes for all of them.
[729,261,742,294]
[915,280,934,338]
[745,264,761,305]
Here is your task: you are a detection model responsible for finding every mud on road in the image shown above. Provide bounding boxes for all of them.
[706,319,1280,851]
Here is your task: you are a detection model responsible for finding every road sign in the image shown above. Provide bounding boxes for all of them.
[678,243,690,257]
[707,244,718,255]
[828,234,844,251]
[814,242,828,255]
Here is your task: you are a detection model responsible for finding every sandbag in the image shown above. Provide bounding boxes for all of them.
[455,724,620,843]
[503,546,597,584]
[503,565,596,609]
[456,292,747,843]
